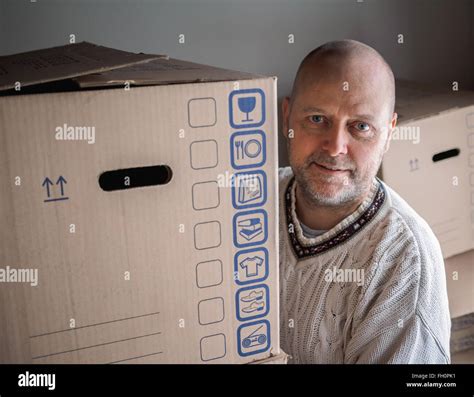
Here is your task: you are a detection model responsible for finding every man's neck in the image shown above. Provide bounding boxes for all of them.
[295,184,368,231]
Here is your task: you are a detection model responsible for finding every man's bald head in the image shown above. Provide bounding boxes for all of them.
[282,39,398,211]
[290,39,395,117]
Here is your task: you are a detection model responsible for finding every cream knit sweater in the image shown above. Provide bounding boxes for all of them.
[279,166,451,364]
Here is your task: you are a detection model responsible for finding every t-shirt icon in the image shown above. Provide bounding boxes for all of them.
[239,256,264,277]
[234,247,269,285]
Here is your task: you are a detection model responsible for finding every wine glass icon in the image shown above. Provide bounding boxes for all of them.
[238,96,256,122]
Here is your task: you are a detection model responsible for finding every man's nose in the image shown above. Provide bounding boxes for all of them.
[321,123,349,156]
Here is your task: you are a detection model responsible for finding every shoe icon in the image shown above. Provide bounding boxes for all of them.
[241,300,265,313]
[240,290,264,303]
[236,285,269,321]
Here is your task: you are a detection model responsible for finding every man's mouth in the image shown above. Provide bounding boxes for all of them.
[311,162,350,174]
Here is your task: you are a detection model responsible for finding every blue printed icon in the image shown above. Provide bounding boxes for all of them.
[229,88,265,129]
[239,96,256,122]
[230,130,266,169]
[234,247,269,285]
[233,209,268,248]
[236,284,269,321]
[237,319,271,357]
[42,176,69,203]
[232,171,267,209]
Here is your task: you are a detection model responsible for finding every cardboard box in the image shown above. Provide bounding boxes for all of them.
[250,351,288,364]
[444,250,474,318]
[0,42,280,364]
[381,80,474,259]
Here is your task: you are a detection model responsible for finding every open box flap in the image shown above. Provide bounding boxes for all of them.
[73,57,263,88]
[0,42,163,91]
[396,79,474,122]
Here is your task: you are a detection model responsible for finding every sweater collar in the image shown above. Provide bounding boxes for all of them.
[285,176,386,259]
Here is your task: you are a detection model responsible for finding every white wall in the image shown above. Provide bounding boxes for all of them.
[1,0,473,163]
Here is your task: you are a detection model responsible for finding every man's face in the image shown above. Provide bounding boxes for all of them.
[283,60,396,207]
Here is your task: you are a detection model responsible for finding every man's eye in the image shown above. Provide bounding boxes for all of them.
[355,122,370,132]
[310,115,325,123]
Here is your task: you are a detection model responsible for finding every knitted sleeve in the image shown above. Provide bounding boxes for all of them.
[344,213,451,364]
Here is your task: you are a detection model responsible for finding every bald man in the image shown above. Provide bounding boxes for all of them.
[279,40,451,364]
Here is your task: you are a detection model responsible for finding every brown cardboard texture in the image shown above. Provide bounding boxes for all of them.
[0,43,280,364]
[381,80,474,259]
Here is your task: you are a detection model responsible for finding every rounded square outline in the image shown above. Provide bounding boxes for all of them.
[194,221,222,250]
[200,333,227,362]
[188,97,217,128]
[234,247,269,286]
[231,170,267,210]
[190,139,219,170]
[237,319,271,357]
[466,112,474,129]
[192,180,220,211]
[232,209,268,248]
[196,259,223,288]
[230,130,266,170]
[229,88,266,129]
[198,297,225,325]
[235,283,270,322]
[467,133,474,148]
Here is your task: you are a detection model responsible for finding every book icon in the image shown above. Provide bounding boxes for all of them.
[233,210,268,248]
[237,217,262,241]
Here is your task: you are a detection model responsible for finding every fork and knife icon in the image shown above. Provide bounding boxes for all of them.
[235,139,261,160]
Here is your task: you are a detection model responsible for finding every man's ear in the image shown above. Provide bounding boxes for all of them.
[282,96,290,138]
[383,112,398,154]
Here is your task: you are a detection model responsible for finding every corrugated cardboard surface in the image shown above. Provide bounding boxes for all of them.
[395,80,474,123]
[445,250,474,318]
[0,42,161,91]
[250,351,288,364]
[382,80,474,259]
[74,57,261,88]
[0,60,279,363]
